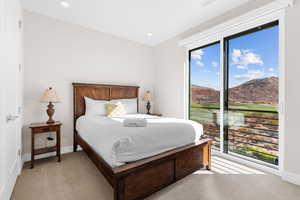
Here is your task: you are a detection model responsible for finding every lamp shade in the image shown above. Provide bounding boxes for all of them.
[40,87,60,103]
[142,91,152,101]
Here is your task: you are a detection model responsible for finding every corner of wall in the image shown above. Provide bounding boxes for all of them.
[281,171,300,186]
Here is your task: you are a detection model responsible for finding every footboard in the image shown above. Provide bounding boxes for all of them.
[112,139,212,200]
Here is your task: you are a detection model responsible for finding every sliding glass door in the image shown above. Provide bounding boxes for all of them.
[189,21,279,166]
[225,22,279,165]
[189,42,221,149]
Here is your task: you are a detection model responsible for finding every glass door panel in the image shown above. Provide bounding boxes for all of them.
[189,42,221,149]
[225,22,279,165]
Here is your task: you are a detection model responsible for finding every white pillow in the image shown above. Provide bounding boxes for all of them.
[110,98,137,114]
[84,96,108,116]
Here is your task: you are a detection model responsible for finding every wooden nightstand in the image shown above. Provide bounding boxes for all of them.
[29,121,62,168]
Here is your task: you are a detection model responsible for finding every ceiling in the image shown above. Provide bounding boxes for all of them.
[22,0,251,46]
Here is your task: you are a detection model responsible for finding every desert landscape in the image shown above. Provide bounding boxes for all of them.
[191,77,279,165]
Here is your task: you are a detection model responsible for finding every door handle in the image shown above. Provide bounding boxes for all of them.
[6,115,19,122]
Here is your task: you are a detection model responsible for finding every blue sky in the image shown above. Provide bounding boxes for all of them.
[191,25,279,89]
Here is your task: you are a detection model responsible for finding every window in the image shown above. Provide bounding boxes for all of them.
[189,21,279,166]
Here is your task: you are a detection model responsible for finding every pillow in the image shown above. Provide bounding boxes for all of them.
[105,103,126,117]
[110,98,137,114]
[84,96,108,116]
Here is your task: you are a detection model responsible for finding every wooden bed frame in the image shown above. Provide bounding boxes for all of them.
[73,82,212,200]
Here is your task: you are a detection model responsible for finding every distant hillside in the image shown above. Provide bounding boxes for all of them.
[191,85,219,104]
[192,77,278,105]
[229,77,278,105]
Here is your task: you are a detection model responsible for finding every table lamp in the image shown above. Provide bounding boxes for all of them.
[142,90,152,114]
[40,87,60,124]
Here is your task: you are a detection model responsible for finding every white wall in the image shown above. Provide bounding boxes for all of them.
[153,36,186,118]
[283,1,300,182]
[153,0,300,183]
[22,11,155,155]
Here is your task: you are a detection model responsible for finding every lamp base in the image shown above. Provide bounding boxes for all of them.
[46,119,55,124]
[146,101,151,115]
[46,102,55,124]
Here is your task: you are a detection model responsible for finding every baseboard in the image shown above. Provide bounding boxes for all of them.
[281,171,300,186]
[22,145,82,164]
[0,157,20,200]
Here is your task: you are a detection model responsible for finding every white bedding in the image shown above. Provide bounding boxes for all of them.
[76,114,203,167]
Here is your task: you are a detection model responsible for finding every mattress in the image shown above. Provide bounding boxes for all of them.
[76,114,203,167]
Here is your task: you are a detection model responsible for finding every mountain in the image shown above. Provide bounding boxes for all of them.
[229,77,278,105]
[192,77,278,105]
[191,85,219,104]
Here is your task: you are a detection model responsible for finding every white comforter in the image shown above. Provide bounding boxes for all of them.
[76,114,203,167]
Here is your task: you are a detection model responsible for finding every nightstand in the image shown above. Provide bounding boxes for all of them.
[29,121,62,168]
[148,113,162,117]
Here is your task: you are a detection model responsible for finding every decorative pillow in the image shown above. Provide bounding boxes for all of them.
[84,96,108,116]
[106,103,126,117]
[110,98,137,114]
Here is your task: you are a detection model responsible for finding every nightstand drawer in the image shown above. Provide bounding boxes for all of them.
[32,126,59,133]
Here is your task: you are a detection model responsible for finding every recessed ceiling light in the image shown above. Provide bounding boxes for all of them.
[60,1,70,8]
[147,33,153,37]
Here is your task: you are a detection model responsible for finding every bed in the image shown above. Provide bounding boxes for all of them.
[73,83,212,200]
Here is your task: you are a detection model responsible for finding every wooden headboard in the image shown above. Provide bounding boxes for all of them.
[72,83,139,121]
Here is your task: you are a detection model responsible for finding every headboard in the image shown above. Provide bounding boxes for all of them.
[72,83,139,121]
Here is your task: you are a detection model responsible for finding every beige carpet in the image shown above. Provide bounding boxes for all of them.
[11,151,300,200]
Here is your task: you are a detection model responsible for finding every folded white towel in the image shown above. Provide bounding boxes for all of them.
[123,118,147,127]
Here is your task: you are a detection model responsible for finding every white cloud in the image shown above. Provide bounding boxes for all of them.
[203,69,211,73]
[237,65,247,70]
[196,61,204,67]
[216,72,220,76]
[269,68,274,72]
[232,49,242,64]
[234,70,265,81]
[191,49,204,67]
[268,73,277,77]
[212,61,218,67]
[191,49,204,60]
[232,49,263,69]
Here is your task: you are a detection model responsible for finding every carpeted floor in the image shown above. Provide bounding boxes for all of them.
[11,151,300,200]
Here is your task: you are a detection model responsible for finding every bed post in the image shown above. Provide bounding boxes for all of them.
[205,140,212,170]
[73,83,78,152]
[73,130,78,152]
[114,178,125,200]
